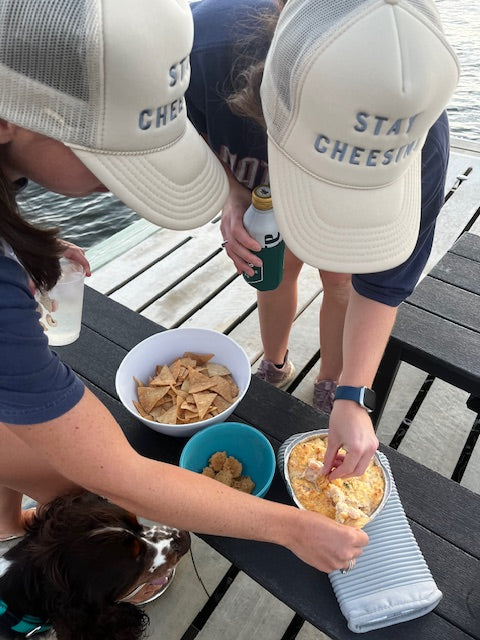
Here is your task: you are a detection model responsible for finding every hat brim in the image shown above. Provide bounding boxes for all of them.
[267,139,421,274]
[70,121,229,231]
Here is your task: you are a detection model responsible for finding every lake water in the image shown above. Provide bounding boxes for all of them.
[19,0,480,250]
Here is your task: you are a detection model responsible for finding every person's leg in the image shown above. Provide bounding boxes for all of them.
[257,247,303,364]
[0,423,80,538]
[313,271,352,412]
[0,487,25,540]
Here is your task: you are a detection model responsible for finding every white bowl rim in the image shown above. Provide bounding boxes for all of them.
[282,429,392,524]
[115,328,251,436]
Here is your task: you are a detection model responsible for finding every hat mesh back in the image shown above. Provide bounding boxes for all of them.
[262,0,443,142]
[0,0,100,146]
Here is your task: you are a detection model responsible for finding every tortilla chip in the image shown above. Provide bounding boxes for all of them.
[212,395,231,413]
[184,352,215,365]
[133,400,153,420]
[168,358,183,382]
[206,362,231,377]
[193,392,217,419]
[188,368,215,393]
[150,365,176,386]
[133,350,239,426]
[160,405,178,424]
[209,375,234,403]
[138,386,169,413]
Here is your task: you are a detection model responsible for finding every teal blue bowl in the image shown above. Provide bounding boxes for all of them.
[179,422,275,498]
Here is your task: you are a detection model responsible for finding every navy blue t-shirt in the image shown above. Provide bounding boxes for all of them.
[186,0,451,306]
[0,246,85,425]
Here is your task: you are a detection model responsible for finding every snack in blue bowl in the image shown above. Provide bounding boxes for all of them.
[179,422,275,498]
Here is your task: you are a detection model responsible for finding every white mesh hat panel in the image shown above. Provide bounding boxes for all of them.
[0,0,229,230]
[260,0,459,273]
[0,0,100,146]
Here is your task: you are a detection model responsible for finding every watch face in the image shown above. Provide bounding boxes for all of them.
[363,387,376,412]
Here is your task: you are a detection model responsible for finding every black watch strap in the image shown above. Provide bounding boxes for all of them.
[334,385,376,413]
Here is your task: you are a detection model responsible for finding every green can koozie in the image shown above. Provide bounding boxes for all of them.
[242,185,285,291]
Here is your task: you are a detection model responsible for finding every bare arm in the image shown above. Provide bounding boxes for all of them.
[5,386,368,572]
[324,289,397,479]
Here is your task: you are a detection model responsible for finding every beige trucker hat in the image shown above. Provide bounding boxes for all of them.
[261,0,459,272]
[0,0,228,230]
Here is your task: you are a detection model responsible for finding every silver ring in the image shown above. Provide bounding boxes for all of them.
[340,558,356,574]
[221,240,229,248]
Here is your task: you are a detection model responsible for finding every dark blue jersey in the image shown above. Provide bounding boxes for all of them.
[0,248,84,425]
[187,0,451,306]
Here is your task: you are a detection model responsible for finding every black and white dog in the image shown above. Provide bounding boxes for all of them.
[0,492,191,640]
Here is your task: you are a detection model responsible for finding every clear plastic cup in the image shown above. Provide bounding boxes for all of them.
[36,258,86,346]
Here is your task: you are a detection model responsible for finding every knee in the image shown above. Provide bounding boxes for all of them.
[320,271,352,303]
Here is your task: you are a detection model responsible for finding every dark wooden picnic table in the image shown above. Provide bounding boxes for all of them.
[55,284,480,640]
[373,232,480,426]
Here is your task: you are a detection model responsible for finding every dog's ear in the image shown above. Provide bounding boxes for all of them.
[52,602,148,640]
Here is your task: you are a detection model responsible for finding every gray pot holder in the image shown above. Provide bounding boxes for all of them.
[277,435,442,633]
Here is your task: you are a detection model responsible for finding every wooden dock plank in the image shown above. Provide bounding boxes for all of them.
[424,150,480,272]
[375,362,427,444]
[110,224,222,310]
[143,534,231,640]
[397,379,474,477]
[141,249,236,327]
[296,623,333,640]
[195,572,295,640]
[180,276,258,332]
[88,227,185,294]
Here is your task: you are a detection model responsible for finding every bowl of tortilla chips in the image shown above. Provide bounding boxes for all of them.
[115,328,251,437]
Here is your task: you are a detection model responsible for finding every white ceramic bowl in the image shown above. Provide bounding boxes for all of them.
[115,328,251,437]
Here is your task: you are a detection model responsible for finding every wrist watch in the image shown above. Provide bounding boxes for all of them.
[334,385,376,413]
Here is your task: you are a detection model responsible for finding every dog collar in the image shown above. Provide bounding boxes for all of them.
[0,599,51,637]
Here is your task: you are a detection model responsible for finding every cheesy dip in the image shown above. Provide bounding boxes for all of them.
[287,435,385,528]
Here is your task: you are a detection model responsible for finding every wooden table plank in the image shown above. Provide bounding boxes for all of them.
[408,276,480,332]
[386,306,480,393]
[429,253,480,296]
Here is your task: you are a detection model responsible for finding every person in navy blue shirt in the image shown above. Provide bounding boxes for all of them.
[186,0,450,479]
[187,0,353,415]
[0,0,367,579]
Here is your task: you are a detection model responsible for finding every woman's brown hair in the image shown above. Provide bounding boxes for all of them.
[0,164,62,291]
[226,0,285,128]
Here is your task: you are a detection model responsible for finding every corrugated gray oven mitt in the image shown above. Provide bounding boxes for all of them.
[328,452,442,632]
[277,437,442,633]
